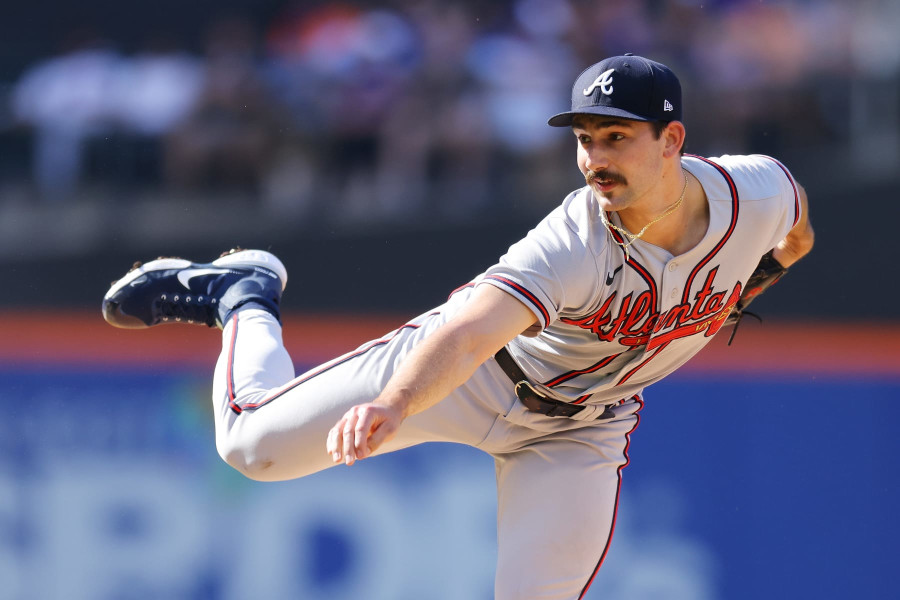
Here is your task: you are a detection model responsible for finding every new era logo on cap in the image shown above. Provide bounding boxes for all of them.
[548,54,683,127]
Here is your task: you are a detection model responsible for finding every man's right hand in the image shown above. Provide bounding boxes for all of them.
[327,401,405,466]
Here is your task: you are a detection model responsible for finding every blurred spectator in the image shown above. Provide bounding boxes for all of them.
[262,3,424,222]
[11,32,204,200]
[465,2,576,156]
[112,35,204,137]
[399,1,491,221]
[101,34,205,188]
[4,0,900,222]
[12,36,121,202]
[164,17,279,195]
[464,0,579,213]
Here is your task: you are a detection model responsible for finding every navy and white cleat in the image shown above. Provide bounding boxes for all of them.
[102,249,288,329]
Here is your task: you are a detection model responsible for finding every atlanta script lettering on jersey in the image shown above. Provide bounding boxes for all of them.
[561,266,742,349]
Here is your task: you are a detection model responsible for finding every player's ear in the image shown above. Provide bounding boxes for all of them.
[661,121,685,158]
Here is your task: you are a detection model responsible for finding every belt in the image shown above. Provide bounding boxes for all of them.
[494,347,615,420]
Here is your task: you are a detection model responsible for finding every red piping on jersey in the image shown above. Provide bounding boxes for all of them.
[226,312,440,414]
[543,353,621,388]
[756,154,801,228]
[574,393,632,406]
[616,343,669,386]
[225,313,241,413]
[484,275,551,328]
[680,155,739,306]
[448,282,475,299]
[578,395,644,599]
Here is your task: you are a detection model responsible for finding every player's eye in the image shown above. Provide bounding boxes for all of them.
[609,133,625,142]
[577,134,591,144]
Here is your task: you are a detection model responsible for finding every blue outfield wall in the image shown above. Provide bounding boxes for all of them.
[1,363,898,600]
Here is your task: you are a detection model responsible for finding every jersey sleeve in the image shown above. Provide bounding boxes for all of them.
[480,203,602,333]
[753,154,802,251]
[713,153,802,254]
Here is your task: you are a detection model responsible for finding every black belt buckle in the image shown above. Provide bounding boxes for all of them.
[515,380,581,417]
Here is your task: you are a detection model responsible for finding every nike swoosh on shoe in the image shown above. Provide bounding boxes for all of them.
[176,268,235,289]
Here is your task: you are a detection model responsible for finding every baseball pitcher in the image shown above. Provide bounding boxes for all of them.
[103,54,814,599]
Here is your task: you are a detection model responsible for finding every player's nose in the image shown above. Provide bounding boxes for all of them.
[583,149,611,172]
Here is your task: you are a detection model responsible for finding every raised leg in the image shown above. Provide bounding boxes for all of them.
[209,308,508,481]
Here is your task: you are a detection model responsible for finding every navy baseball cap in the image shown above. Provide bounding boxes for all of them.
[548,54,682,127]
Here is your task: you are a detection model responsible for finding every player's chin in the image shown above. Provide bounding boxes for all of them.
[590,185,624,208]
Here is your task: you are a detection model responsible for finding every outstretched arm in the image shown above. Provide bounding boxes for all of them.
[326,284,538,465]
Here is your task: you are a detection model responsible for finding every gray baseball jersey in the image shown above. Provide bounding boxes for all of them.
[478,153,800,410]
[210,153,800,599]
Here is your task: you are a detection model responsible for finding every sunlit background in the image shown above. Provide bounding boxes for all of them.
[1,1,898,599]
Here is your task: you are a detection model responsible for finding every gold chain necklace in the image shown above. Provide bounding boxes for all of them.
[600,168,689,260]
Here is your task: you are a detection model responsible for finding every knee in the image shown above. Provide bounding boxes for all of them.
[216,430,279,482]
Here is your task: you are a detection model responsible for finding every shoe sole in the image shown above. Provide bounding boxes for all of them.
[104,250,288,299]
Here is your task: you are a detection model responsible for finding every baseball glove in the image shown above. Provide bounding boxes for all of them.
[725,250,788,344]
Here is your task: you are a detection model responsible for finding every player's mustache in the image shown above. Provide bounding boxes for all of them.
[585,170,627,186]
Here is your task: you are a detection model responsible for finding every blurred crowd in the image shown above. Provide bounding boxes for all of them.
[2,0,899,226]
